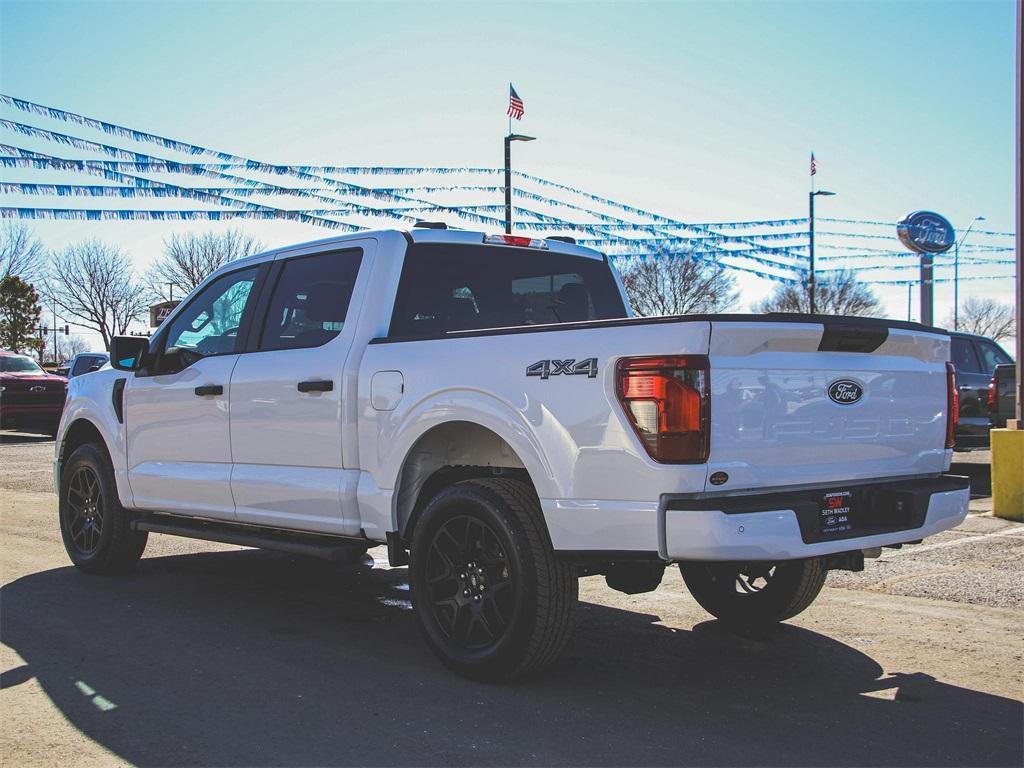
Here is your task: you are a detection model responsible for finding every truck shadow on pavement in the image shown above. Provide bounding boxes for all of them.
[2,549,1021,768]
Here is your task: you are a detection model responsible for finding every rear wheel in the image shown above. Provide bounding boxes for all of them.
[59,443,148,574]
[680,558,826,630]
[409,478,577,681]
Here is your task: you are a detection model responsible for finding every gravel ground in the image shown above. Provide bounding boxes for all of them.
[2,431,1021,767]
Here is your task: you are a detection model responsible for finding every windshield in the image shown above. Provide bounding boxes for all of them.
[0,355,44,373]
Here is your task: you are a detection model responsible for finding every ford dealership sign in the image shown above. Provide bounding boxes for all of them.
[897,211,955,254]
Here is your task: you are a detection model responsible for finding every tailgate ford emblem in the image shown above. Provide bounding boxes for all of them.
[828,379,863,404]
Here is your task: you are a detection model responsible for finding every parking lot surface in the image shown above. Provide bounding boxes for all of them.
[1,433,1022,767]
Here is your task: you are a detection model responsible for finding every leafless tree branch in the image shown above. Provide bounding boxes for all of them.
[948,297,1015,341]
[755,270,883,317]
[145,228,263,302]
[43,240,148,350]
[618,253,739,317]
[1,221,45,284]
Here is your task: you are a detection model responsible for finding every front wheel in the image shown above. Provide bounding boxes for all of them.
[409,478,577,681]
[59,443,148,574]
[680,558,827,630]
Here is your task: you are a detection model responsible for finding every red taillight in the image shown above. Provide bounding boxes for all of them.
[946,362,959,449]
[987,376,998,413]
[617,355,710,463]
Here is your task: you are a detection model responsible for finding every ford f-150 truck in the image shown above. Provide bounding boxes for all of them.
[54,226,970,680]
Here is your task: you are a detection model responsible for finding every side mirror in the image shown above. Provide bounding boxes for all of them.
[88,364,102,373]
[109,336,149,371]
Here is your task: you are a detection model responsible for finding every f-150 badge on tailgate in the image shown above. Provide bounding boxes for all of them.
[827,379,863,404]
[526,358,598,380]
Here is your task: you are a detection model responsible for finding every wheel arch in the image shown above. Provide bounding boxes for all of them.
[57,415,130,507]
[394,420,541,542]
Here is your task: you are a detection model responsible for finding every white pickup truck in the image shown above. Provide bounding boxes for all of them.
[55,225,969,680]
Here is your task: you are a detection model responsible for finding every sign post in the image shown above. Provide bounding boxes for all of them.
[896,211,955,326]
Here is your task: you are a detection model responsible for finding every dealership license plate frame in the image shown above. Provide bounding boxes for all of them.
[819,489,857,538]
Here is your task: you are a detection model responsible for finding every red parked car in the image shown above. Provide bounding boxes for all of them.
[0,350,68,435]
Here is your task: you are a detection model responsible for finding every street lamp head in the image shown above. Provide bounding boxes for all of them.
[813,190,837,197]
[508,134,536,142]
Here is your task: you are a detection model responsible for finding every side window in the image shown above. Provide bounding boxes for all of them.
[71,356,94,376]
[976,341,1012,372]
[165,267,259,360]
[258,249,362,352]
[950,337,981,374]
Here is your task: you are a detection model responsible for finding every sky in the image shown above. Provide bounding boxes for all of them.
[0,0,1018,350]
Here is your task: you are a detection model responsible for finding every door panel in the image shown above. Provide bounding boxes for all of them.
[229,246,366,535]
[126,356,239,517]
[125,264,263,517]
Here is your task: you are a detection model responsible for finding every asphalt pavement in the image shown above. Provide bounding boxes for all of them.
[1,432,1021,767]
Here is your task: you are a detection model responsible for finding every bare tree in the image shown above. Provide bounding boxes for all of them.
[949,297,1015,341]
[45,240,149,350]
[755,270,882,316]
[54,334,92,362]
[1,221,45,283]
[145,228,262,302]
[617,253,739,317]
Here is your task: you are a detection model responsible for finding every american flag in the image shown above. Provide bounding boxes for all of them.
[810,153,817,176]
[508,84,524,120]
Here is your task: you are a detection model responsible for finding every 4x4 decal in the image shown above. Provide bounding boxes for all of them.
[526,358,599,380]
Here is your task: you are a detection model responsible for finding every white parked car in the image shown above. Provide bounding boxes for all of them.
[55,226,969,680]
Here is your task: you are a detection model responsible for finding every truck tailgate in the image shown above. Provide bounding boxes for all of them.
[707,320,950,492]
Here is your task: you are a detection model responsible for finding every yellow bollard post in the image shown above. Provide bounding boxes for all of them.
[991,427,1024,521]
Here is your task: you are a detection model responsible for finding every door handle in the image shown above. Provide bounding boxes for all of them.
[297,380,334,393]
[194,385,224,396]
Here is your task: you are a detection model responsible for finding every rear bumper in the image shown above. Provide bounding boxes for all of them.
[663,475,969,561]
[544,475,970,562]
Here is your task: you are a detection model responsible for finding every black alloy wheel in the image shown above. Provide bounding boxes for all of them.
[64,465,104,555]
[409,478,577,681]
[426,514,517,650]
[680,557,827,630]
[59,443,148,573]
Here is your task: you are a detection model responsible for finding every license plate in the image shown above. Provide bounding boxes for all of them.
[819,490,856,537]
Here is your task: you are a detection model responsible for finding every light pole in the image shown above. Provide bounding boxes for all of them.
[504,133,535,234]
[953,214,985,330]
[808,189,836,314]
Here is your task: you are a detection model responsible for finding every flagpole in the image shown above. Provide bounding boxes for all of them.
[503,84,535,234]
[505,83,512,233]
[808,152,816,314]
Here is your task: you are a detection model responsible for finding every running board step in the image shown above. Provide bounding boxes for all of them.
[131,515,369,562]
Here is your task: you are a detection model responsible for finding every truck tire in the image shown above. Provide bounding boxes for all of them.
[59,443,148,574]
[679,558,826,630]
[409,478,577,681]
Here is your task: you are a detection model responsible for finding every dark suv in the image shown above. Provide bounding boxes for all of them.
[55,352,109,379]
[949,332,1014,449]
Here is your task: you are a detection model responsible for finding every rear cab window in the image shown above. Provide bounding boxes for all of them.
[975,340,1012,372]
[389,243,627,338]
[951,337,982,374]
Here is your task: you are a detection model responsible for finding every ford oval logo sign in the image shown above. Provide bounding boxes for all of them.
[828,379,863,405]
[897,211,955,254]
